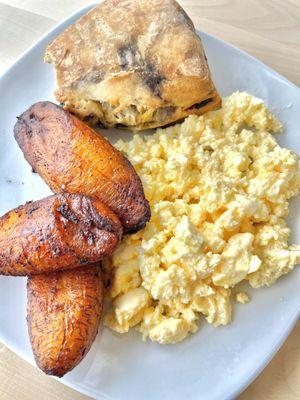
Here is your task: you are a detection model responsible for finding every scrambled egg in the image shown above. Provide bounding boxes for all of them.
[234,292,250,304]
[105,92,300,344]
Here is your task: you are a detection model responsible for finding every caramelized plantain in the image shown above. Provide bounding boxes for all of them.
[0,193,122,276]
[14,102,151,233]
[27,264,103,377]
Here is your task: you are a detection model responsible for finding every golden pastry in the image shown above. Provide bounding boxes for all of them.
[45,0,221,130]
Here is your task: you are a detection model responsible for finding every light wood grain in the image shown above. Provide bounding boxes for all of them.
[0,1,299,399]
[240,321,300,400]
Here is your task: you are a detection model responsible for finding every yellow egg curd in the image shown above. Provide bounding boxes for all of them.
[104,92,300,344]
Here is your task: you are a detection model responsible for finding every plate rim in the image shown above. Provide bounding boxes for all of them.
[0,2,299,400]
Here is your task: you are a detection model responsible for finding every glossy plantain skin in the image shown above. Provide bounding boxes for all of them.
[0,193,122,276]
[14,101,151,233]
[27,264,103,377]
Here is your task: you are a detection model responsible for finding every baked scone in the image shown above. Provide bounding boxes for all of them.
[45,0,221,131]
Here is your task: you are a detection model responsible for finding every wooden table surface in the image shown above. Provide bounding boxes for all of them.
[0,1,299,399]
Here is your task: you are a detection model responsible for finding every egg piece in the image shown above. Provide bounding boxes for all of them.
[212,233,262,287]
[105,92,299,344]
[105,288,150,333]
[235,292,250,304]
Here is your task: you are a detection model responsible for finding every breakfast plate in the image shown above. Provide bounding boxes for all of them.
[0,3,299,400]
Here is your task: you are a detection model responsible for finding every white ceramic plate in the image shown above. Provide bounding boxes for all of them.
[0,4,299,400]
